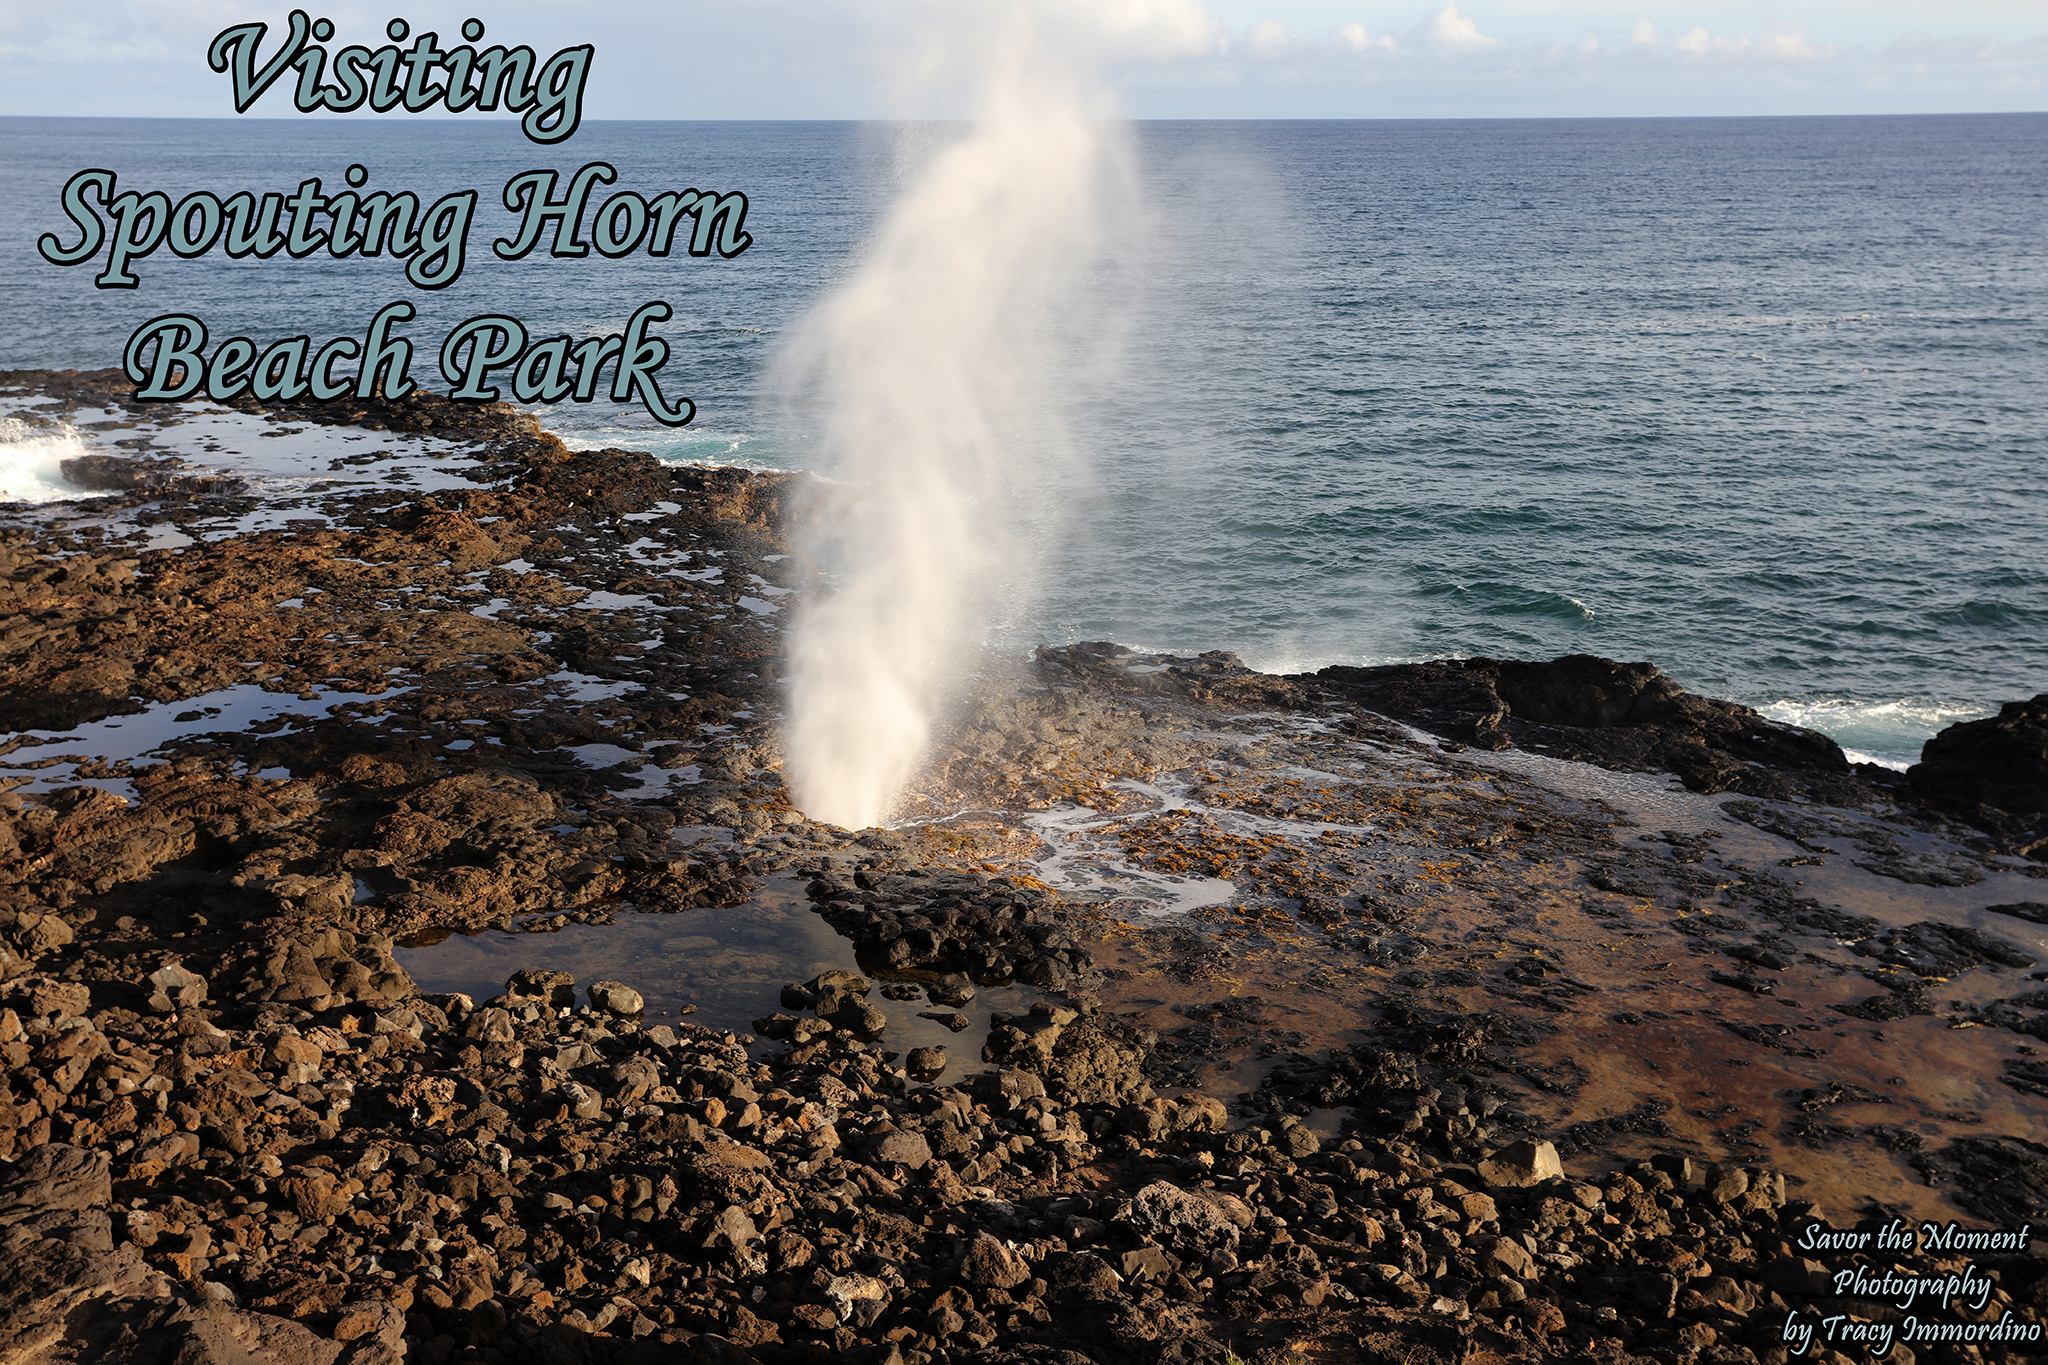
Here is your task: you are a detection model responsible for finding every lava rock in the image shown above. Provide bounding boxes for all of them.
[1988,902,2048,925]
[929,974,976,1007]
[506,968,576,1007]
[958,1234,1031,1289]
[1309,654,1857,799]
[1853,921,2032,976]
[1478,1140,1564,1189]
[0,1144,113,1220]
[1128,1181,1248,1253]
[0,912,73,956]
[1911,694,2048,827]
[863,1128,933,1171]
[588,980,645,1017]
[145,962,205,1013]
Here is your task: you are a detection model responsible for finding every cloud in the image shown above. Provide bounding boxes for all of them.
[1155,6,1851,77]
[1339,23,1395,55]
[1247,18,1294,60]
[1881,30,2048,64]
[1060,0,1221,61]
[1425,5,1501,52]
[1096,3,2048,117]
[1,0,2044,120]
[1663,23,1834,63]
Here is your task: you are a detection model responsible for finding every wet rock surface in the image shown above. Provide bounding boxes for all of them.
[2,374,2046,1364]
[1910,695,2048,858]
[807,868,1100,996]
[1304,654,1867,801]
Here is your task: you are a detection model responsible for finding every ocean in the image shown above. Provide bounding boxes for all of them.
[2,113,2044,767]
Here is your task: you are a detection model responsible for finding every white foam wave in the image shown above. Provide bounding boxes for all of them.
[1758,695,1989,769]
[0,419,90,504]
[0,399,489,538]
[524,407,774,470]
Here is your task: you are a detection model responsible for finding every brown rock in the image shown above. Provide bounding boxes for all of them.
[1704,1165,1750,1203]
[399,1074,459,1127]
[270,1035,324,1085]
[675,1145,772,1204]
[560,1081,603,1121]
[721,1307,781,1348]
[0,1244,170,1362]
[0,1144,113,1222]
[958,1234,1031,1289]
[1,913,73,955]
[146,962,206,1013]
[1128,1181,1245,1252]
[333,1298,405,1346]
[588,980,645,1017]
[1762,1256,1830,1297]
[506,968,575,1007]
[1170,1094,1229,1132]
[1453,1190,1499,1223]
[864,1129,933,1171]
[1119,1246,1177,1282]
[791,1303,839,1331]
[1470,1233,1538,1281]
[245,931,411,1009]
[610,1056,661,1106]
[279,1169,352,1221]
[164,1301,346,1365]
[10,977,91,1022]
[1478,1140,1563,1189]
[464,1007,517,1042]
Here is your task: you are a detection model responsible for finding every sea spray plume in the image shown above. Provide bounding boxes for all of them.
[779,2,1212,830]
[0,419,93,505]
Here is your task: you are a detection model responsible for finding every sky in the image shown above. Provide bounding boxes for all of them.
[0,0,2042,121]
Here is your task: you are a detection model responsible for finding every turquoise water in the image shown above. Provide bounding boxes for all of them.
[3,114,2044,765]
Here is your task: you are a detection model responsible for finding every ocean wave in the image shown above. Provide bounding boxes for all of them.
[533,410,777,471]
[1758,695,1991,770]
[1417,579,1598,621]
[0,418,89,505]
[1840,748,1910,772]
[1932,598,2044,628]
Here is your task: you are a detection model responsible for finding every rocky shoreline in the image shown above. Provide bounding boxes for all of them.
[2,371,2046,1365]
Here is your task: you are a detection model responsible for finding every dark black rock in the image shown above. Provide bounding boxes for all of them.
[1911,695,2048,817]
[1913,1134,2048,1227]
[1305,654,1859,800]
[1851,921,2032,976]
[1986,901,2048,926]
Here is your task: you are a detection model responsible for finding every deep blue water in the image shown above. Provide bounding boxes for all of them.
[3,114,2044,764]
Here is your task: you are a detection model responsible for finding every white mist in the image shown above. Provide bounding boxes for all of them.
[779,4,1204,830]
[0,419,91,505]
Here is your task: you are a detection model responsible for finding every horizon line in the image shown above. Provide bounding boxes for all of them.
[3,109,2043,125]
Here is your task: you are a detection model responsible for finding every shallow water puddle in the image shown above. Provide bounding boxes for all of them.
[395,872,1042,1087]
[1018,764,1384,918]
[0,399,484,531]
[0,680,404,797]
[564,743,699,798]
[1025,798,1238,917]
